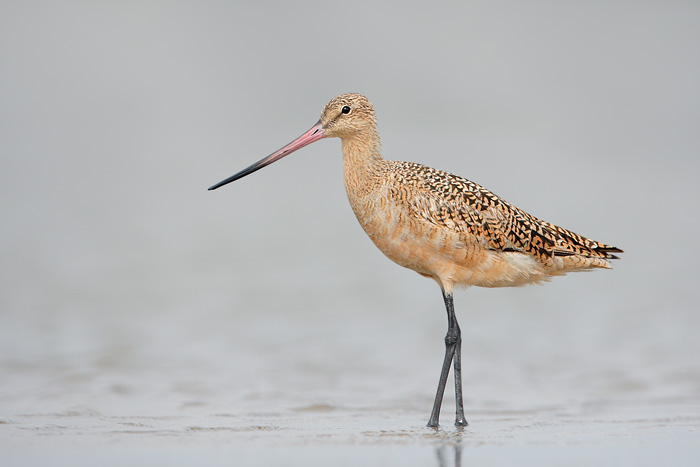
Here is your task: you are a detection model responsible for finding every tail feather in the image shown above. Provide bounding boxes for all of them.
[542,221,623,262]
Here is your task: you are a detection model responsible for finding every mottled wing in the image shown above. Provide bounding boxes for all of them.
[394,162,622,262]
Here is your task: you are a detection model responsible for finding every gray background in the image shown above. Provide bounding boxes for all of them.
[2,1,699,464]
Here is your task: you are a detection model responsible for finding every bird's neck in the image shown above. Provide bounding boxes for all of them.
[341,129,383,183]
[341,129,387,215]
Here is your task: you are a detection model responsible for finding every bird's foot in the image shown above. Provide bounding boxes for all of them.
[454,418,469,428]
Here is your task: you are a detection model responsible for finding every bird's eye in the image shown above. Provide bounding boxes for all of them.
[341,106,351,114]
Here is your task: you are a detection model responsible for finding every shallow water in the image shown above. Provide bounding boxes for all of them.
[4,401,700,465]
[2,1,700,465]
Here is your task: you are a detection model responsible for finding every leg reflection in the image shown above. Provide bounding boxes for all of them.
[435,444,462,467]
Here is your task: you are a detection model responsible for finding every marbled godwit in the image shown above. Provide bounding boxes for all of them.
[209,93,622,428]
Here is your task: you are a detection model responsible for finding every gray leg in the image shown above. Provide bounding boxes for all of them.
[427,289,468,428]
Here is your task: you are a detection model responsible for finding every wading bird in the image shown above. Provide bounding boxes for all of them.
[208,93,622,428]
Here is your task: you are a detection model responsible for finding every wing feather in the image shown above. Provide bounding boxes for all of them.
[392,162,622,262]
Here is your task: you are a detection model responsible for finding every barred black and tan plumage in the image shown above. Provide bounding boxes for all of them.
[393,161,621,270]
[320,94,623,292]
[209,93,623,428]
